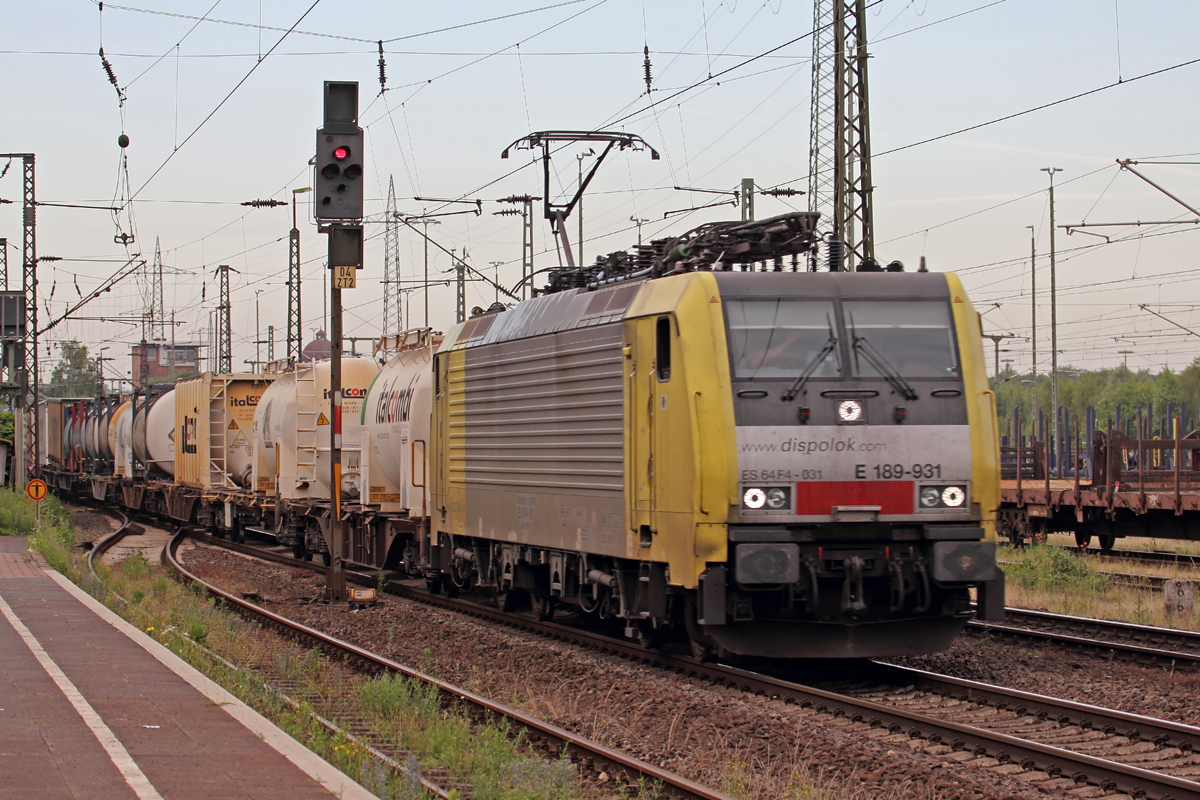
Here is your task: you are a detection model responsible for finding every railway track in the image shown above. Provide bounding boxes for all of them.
[999,558,1171,591]
[1056,544,1200,568]
[163,527,733,800]
[182,528,1200,800]
[970,608,1200,667]
[82,510,472,800]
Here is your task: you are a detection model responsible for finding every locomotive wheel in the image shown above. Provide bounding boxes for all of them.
[1098,535,1116,552]
[689,640,714,662]
[425,574,443,594]
[321,551,332,567]
[403,543,422,578]
[1075,532,1092,549]
[531,595,554,621]
[292,543,307,560]
[635,622,661,650]
[496,588,521,613]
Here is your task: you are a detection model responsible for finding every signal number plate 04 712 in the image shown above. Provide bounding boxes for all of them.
[333,264,357,289]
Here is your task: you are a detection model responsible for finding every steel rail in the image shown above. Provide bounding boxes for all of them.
[185,531,1200,800]
[1055,544,1200,568]
[969,608,1200,665]
[85,508,144,595]
[167,529,733,800]
[75,509,461,799]
[999,559,1170,590]
[865,662,1200,755]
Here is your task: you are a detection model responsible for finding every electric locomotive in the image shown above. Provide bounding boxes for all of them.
[429,212,1004,658]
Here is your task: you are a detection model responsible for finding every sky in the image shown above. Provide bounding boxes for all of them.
[3,0,1200,389]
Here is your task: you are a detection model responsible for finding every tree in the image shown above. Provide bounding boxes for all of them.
[46,340,101,398]
[992,357,1200,441]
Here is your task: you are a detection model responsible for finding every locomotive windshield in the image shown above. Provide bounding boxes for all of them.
[725,299,839,379]
[843,300,959,378]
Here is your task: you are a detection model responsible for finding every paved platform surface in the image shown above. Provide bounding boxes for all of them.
[0,538,377,800]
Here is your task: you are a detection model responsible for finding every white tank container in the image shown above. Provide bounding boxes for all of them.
[274,357,380,499]
[133,391,176,477]
[97,403,114,462]
[146,389,176,477]
[108,400,129,463]
[363,337,438,515]
[251,374,291,493]
[83,411,98,460]
[115,401,134,477]
[69,412,84,463]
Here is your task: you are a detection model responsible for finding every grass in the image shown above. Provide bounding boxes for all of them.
[0,487,71,538]
[1001,542,1200,630]
[26,498,612,800]
[1044,531,1200,557]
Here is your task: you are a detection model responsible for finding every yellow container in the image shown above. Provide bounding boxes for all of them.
[175,373,275,490]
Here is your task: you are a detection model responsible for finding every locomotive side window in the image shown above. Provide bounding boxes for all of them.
[656,316,671,381]
[725,299,840,380]
[843,300,959,378]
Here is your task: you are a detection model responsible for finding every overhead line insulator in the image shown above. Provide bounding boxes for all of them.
[377,41,387,95]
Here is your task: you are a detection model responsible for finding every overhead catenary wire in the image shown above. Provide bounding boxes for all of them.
[121,0,325,208]
[55,2,1197,372]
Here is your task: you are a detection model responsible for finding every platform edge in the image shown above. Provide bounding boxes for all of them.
[44,569,380,800]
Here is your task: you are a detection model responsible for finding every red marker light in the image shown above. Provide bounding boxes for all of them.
[333,146,349,160]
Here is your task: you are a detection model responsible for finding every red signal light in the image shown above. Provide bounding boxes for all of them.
[334,146,349,160]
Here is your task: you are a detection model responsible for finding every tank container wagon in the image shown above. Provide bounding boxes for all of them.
[250,357,379,560]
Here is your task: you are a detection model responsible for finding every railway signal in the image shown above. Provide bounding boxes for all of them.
[315,81,363,603]
[314,82,364,221]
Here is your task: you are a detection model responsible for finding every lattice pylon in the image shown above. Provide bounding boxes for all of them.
[148,237,165,341]
[382,176,402,335]
[808,0,874,271]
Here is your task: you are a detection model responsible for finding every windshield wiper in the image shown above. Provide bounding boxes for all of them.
[782,315,837,402]
[851,332,919,401]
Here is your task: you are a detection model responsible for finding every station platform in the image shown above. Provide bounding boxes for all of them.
[0,536,377,800]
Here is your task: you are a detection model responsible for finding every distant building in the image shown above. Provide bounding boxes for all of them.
[301,330,330,362]
[131,341,201,388]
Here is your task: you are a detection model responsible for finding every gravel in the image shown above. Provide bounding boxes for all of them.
[177,541,1128,799]
[891,629,1200,728]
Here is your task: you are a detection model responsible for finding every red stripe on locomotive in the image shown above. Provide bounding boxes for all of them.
[793,481,914,515]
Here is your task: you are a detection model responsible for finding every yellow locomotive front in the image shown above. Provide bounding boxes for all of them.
[430,212,1003,659]
[684,270,1004,657]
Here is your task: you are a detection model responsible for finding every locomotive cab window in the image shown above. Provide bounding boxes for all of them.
[724,298,840,380]
[656,316,671,381]
[843,300,959,378]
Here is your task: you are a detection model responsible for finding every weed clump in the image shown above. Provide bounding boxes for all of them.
[1006,544,1105,592]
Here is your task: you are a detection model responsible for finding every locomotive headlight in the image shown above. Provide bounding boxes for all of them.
[919,484,969,509]
[941,486,966,507]
[837,399,863,422]
[765,487,790,510]
[743,488,767,509]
